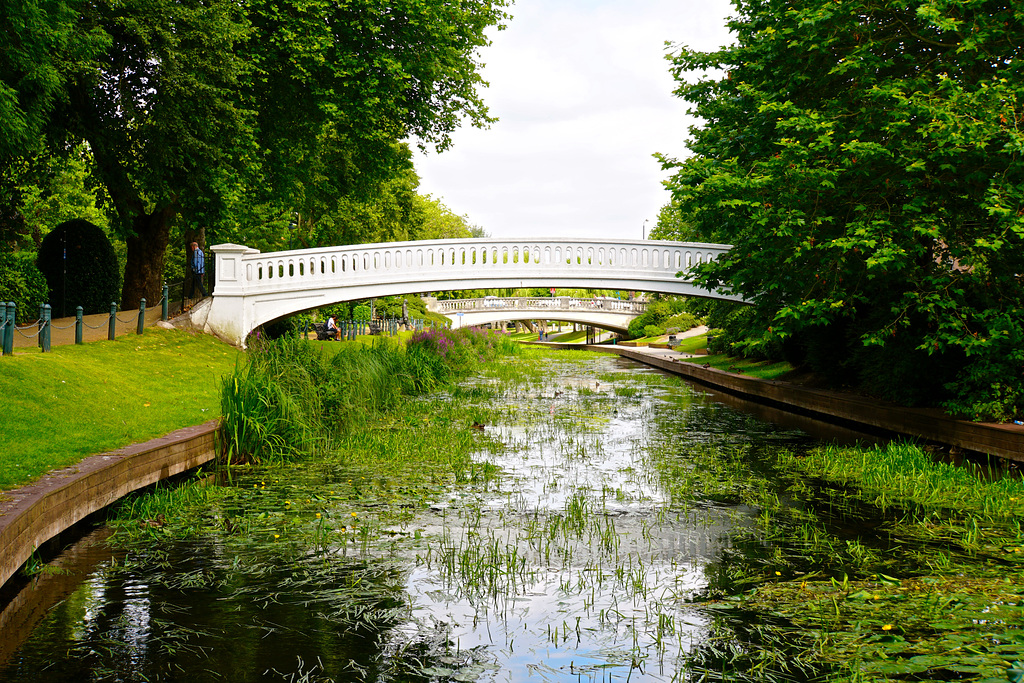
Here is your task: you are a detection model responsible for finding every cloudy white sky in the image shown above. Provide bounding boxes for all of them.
[413,0,735,242]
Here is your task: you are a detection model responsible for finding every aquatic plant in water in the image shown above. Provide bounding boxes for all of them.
[16,346,1024,683]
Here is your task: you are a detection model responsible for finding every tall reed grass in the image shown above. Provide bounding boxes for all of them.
[786,441,1024,516]
[220,328,517,463]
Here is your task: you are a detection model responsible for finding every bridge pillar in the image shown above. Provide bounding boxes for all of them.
[203,243,260,345]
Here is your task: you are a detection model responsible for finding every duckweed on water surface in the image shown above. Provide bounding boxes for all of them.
[4,344,1024,682]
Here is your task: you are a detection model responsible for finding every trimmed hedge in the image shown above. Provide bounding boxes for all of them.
[0,252,48,322]
[37,219,120,316]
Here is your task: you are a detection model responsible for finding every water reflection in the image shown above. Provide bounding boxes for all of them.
[0,352,838,682]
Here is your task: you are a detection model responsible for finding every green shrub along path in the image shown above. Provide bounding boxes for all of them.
[0,328,241,491]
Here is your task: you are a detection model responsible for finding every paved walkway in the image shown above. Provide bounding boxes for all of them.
[10,305,180,349]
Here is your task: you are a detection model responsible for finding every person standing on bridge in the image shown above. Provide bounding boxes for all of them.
[189,242,208,299]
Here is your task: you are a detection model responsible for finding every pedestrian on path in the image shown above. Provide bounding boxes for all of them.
[190,242,207,298]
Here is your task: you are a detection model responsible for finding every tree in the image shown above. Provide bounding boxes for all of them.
[1,0,108,251]
[43,0,509,308]
[648,199,703,242]
[0,0,107,160]
[18,145,111,248]
[662,0,1024,416]
[411,194,485,240]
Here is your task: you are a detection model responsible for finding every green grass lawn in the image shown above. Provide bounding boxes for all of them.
[676,333,793,380]
[0,328,241,491]
[548,329,587,342]
[672,334,708,355]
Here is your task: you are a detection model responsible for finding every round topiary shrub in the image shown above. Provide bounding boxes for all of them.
[36,219,120,317]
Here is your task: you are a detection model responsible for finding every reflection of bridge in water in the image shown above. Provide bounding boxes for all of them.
[431,296,646,333]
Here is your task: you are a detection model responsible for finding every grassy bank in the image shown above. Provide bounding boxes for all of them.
[111,327,524,542]
[0,329,241,491]
[675,332,794,380]
[220,327,519,464]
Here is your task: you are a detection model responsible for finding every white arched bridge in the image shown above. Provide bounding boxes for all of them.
[432,296,647,333]
[197,237,740,346]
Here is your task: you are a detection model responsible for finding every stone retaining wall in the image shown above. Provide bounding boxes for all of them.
[0,420,219,591]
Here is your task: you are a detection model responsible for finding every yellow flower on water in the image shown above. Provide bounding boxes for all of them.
[882,624,893,631]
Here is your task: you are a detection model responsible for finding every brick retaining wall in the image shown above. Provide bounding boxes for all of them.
[0,420,219,591]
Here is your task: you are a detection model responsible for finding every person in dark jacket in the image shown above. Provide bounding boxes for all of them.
[190,242,207,298]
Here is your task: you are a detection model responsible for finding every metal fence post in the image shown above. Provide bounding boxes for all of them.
[76,306,84,344]
[38,303,45,348]
[161,284,169,321]
[2,303,13,356]
[41,304,51,352]
[0,302,7,356]
[137,298,146,335]
[108,302,117,341]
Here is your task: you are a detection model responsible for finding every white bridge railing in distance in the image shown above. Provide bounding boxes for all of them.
[434,297,648,314]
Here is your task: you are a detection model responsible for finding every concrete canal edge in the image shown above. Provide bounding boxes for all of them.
[0,420,219,592]
[538,342,1024,463]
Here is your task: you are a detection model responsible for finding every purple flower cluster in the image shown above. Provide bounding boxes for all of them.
[409,327,458,357]
[410,325,510,357]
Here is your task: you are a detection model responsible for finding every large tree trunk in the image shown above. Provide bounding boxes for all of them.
[121,207,175,309]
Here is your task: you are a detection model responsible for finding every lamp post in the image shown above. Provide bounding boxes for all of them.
[642,219,648,240]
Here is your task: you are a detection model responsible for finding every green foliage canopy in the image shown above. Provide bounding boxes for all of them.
[661,0,1024,416]
[32,0,508,307]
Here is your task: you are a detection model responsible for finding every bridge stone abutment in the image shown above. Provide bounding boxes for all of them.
[201,238,740,346]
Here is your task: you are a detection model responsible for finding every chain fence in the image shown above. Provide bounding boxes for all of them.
[1,285,176,356]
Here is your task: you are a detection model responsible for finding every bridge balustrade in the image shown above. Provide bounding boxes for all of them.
[220,239,723,295]
[205,238,736,346]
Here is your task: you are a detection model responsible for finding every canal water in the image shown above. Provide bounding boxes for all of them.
[0,350,866,682]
